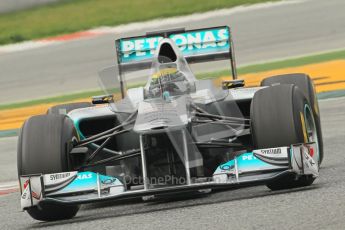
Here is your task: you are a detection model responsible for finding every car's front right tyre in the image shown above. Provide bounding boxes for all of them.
[17,114,80,221]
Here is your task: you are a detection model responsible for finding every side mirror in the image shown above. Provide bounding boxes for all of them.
[91,94,114,105]
[222,79,245,89]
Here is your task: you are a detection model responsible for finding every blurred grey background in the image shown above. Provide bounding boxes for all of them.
[0,0,61,14]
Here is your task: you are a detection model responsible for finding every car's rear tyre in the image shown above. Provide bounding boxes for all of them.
[17,114,80,221]
[261,73,323,163]
[47,102,92,115]
[251,84,319,190]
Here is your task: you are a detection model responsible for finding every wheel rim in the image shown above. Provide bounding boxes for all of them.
[304,104,319,163]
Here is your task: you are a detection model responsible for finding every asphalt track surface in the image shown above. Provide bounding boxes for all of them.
[1,0,345,104]
[0,96,344,229]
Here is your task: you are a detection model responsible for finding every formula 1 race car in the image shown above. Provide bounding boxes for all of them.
[17,26,323,221]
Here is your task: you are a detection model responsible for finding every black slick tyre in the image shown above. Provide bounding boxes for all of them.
[17,114,80,221]
[261,73,323,163]
[251,84,319,190]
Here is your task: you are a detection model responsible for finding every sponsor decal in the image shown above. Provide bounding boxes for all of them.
[308,146,315,157]
[49,172,124,195]
[119,27,230,63]
[300,146,318,176]
[242,155,257,161]
[253,147,288,160]
[303,150,317,170]
[253,147,289,166]
[23,179,29,190]
[44,171,78,189]
[20,184,31,208]
[21,189,27,199]
[213,152,284,177]
[101,178,117,185]
[290,144,318,176]
[50,172,71,181]
[32,191,41,200]
[77,173,92,180]
[259,148,282,155]
[20,176,43,209]
[219,164,234,171]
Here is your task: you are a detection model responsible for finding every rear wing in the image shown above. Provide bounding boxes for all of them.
[115,26,237,79]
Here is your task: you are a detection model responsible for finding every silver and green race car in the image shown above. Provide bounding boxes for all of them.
[18,26,323,221]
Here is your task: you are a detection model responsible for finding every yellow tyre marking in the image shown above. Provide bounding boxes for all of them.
[300,112,308,143]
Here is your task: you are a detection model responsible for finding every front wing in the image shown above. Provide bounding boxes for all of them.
[19,143,318,209]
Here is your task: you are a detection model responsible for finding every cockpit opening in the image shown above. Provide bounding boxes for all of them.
[158,42,177,63]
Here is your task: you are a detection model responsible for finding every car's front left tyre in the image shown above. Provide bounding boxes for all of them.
[261,73,323,163]
[250,84,320,190]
